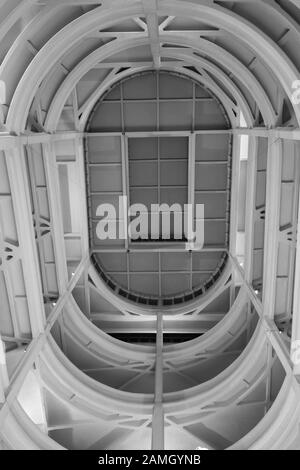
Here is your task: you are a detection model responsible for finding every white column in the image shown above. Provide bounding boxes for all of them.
[74,135,90,254]
[229,134,241,305]
[74,135,90,316]
[262,137,282,318]
[291,142,300,375]
[0,338,9,403]
[42,141,68,294]
[152,312,164,450]
[244,137,258,283]
[229,134,241,257]
[5,144,45,336]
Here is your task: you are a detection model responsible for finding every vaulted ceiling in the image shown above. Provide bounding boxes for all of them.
[0,0,300,451]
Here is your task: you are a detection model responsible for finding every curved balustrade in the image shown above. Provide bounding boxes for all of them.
[52,288,253,392]
[88,260,232,317]
[33,324,283,450]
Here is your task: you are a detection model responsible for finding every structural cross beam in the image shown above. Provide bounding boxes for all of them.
[230,254,300,388]
[2,128,300,152]
[142,0,161,69]
[262,137,282,319]
[0,132,84,150]
[0,254,89,426]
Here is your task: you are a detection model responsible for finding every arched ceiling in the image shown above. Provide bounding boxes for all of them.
[0,0,299,134]
[0,0,296,308]
[1,0,300,452]
[0,0,299,336]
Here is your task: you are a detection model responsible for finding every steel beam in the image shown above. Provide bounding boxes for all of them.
[5,144,45,337]
[0,253,89,425]
[244,137,258,282]
[42,141,69,293]
[151,312,164,450]
[262,137,282,318]
[292,143,300,375]
[230,254,296,379]
[142,0,161,69]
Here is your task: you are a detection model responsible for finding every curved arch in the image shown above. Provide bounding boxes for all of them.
[0,0,299,451]
[230,377,300,450]
[58,288,250,385]
[6,3,143,132]
[78,51,254,130]
[159,1,300,121]
[45,35,275,132]
[1,402,63,450]
[36,324,274,450]
[82,64,237,128]
[7,0,293,133]
[88,260,232,317]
